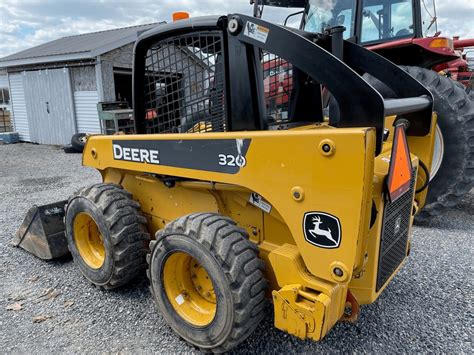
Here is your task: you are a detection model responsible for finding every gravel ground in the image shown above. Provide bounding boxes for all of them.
[0,143,472,353]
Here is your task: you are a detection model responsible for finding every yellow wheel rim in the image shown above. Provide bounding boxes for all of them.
[73,212,105,269]
[163,252,217,327]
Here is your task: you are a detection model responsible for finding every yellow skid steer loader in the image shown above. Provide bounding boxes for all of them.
[14,13,437,352]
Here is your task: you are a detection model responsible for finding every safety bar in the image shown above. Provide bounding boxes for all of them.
[384,96,432,117]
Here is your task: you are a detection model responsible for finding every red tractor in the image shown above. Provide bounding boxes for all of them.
[258,0,474,222]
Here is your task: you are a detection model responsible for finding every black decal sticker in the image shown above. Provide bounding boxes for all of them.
[303,212,342,249]
[112,139,251,174]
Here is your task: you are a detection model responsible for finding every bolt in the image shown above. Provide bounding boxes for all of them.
[334,267,343,277]
[228,18,241,34]
[322,143,331,153]
[205,292,211,297]
[252,227,258,236]
[293,191,301,199]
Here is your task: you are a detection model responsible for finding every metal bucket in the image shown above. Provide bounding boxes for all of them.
[12,201,70,260]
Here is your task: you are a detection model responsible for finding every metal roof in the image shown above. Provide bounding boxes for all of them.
[0,23,162,68]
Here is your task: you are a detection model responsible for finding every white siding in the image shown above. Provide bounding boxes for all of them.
[0,74,8,87]
[74,91,101,133]
[8,73,30,141]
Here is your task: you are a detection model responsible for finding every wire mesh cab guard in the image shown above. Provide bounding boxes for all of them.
[133,14,433,154]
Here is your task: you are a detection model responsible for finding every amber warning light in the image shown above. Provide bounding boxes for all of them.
[172,11,190,22]
[387,125,413,202]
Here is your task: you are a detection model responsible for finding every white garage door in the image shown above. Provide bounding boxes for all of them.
[23,68,76,145]
[8,73,30,141]
[74,91,101,134]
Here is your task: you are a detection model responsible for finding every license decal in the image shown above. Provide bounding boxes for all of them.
[244,21,269,43]
[303,212,342,249]
[112,138,251,174]
[249,193,272,213]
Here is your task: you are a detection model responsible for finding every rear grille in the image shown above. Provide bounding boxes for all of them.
[376,168,417,291]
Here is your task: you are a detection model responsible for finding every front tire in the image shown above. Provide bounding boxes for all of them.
[65,183,150,289]
[147,213,267,352]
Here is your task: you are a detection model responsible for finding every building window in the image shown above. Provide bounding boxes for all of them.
[0,88,10,105]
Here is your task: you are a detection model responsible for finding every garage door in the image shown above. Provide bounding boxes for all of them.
[74,91,101,134]
[8,73,30,141]
[23,68,76,145]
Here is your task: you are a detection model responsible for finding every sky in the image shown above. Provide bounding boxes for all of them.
[0,0,473,59]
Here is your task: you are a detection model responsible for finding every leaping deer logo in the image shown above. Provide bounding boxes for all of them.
[308,216,338,246]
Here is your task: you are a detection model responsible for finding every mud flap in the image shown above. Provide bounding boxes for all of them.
[12,201,70,260]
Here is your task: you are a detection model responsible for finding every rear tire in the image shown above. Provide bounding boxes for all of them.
[65,183,150,289]
[365,66,474,223]
[147,213,267,352]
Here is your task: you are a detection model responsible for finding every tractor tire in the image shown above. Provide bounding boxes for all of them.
[147,213,267,353]
[71,133,87,152]
[65,183,150,289]
[365,66,474,223]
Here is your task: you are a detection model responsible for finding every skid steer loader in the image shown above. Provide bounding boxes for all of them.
[14,14,438,352]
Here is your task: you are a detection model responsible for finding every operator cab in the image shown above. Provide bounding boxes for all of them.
[260,0,439,45]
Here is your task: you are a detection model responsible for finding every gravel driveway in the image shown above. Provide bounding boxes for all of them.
[0,143,472,353]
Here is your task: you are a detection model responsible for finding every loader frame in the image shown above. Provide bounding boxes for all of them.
[79,14,437,342]
[132,15,432,154]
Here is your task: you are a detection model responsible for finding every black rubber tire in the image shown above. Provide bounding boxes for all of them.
[71,133,87,152]
[365,66,474,223]
[65,183,150,289]
[147,213,267,353]
[63,145,80,154]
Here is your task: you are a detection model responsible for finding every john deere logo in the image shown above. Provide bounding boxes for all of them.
[303,212,342,249]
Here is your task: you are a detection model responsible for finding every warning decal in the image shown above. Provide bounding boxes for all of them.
[244,21,270,43]
[249,193,272,213]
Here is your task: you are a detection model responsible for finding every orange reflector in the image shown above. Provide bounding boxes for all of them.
[172,11,190,22]
[429,38,453,49]
[387,125,413,202]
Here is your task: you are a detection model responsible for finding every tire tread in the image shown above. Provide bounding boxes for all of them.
[149,212,267,352]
